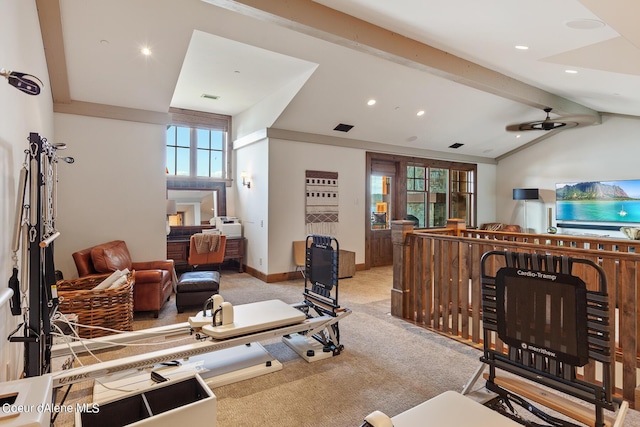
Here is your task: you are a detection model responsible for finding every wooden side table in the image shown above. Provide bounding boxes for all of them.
[338,249,355,278]
[224,237,246,272]
[167,240,189,270]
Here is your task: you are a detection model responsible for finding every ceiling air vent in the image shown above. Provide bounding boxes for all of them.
[449,143,464,149]
[333,123,354,132]
[201,94,220,100]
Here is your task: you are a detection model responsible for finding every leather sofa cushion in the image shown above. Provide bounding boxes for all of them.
[91,240,133,273]
[177,271,220,293]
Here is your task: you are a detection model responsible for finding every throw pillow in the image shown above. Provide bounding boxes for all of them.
[91,241,133,273]
[621,227,640,240]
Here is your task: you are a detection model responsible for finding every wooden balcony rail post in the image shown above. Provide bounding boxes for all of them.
[391,220,414,318]
[446,218,466,236]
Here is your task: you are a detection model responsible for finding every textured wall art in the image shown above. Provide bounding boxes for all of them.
[305,170,339,235]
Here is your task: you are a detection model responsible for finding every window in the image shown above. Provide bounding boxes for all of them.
[166,108,232,181]
[406,162,476,228]
[166,126,224,178]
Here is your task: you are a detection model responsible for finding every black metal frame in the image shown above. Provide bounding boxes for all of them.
[8,133,59,377]
[300,235,342,354]
[480,250,618,427]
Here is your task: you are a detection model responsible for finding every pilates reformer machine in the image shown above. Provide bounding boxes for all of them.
[49,235,348,383]
[0,235,347,425]
[361,250,628,427]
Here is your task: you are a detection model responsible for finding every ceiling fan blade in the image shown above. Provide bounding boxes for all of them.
[506,109,585,132]
[506,123,534,131]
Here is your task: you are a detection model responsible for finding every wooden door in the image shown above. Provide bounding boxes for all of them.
[366,156,398,267]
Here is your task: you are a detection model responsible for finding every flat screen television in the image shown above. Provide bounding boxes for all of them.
[556,179,640,224]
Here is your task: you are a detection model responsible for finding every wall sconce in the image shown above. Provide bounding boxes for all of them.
[166,200,177,235]
[241,171,251,189]
[166,199,177,215]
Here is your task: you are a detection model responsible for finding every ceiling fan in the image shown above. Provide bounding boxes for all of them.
[506,108,580,132]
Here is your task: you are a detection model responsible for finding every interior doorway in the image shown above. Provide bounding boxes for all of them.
[366,154,399,268]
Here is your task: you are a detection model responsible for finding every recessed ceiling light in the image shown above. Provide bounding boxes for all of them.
[367,99,376,106]
[565,19,605,30]
[417,110,425,117]
[565,69,578,74]
[515,45,529,50]
[201,94,220,100]
[100,39,109,45]
[141,47,152,56]
[449,143,464,149]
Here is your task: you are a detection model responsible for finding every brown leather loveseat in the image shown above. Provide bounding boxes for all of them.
[72,240,174,318]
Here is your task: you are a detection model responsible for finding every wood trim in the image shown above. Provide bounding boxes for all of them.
[268,128,497,165]
[36,0,71,103]
[244,265,269,283]
[168,107,231,131]
[54,100,171,125]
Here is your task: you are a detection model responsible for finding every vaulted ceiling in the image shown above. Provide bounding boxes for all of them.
[36,0,640,161]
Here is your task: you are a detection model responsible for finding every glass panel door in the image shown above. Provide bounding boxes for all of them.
[429,168,449,227]
[371,175,392,230]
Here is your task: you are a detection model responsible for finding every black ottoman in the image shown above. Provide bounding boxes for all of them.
[176,271,220,313]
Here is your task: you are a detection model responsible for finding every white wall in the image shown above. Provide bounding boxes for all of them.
[234,131,498,276]
[54,114,167,279]
[476,163,497,226]
[235,137,270,274]
[496,115,640,237]
[0,0,54,380]
[268,138,366,274]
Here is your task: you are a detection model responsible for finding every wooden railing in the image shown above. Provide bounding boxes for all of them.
[391,219,640,408]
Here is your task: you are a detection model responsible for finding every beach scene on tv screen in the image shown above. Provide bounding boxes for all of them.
[556,180,640,223]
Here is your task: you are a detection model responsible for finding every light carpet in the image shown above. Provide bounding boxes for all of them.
[54,267,639,426]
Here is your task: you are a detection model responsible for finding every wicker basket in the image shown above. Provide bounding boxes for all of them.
[56,271,134,338]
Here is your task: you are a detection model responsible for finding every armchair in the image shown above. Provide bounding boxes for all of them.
[72,240,174,318]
